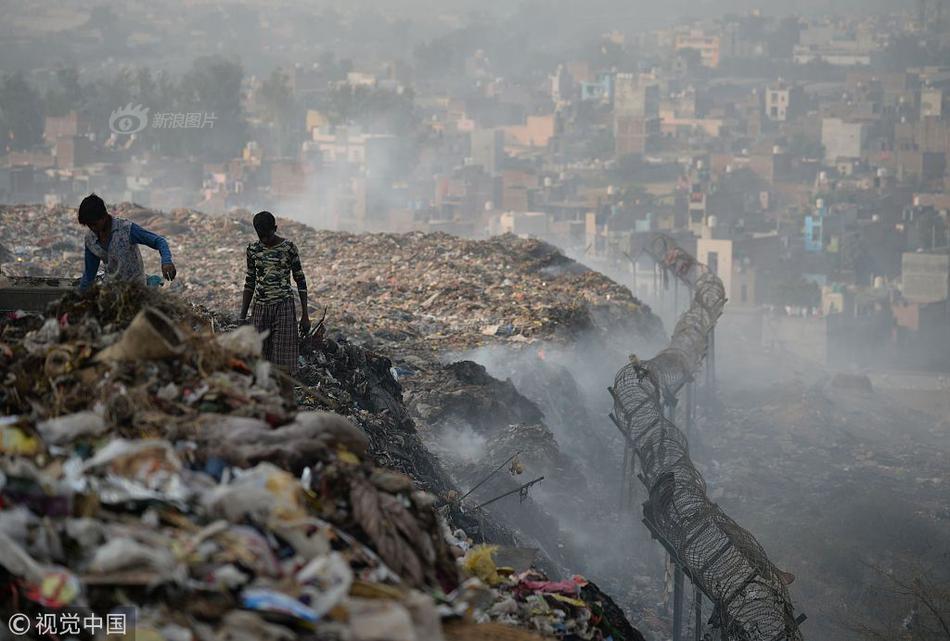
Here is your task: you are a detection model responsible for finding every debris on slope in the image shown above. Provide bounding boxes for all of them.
[0,203,663,360]
[0,284,648,640]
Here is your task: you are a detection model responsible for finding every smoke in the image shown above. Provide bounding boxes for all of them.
[431,422,488,462]
[439,328,670,604]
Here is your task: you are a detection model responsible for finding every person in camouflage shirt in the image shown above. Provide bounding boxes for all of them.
[239,211,310,374]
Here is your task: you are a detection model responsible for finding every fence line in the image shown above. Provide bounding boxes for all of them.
[611,234,804,641]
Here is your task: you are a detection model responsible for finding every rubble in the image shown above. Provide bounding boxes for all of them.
[0,283,648,640]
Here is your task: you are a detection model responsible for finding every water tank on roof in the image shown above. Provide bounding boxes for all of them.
[708,215,718,228]
[607,185,615,195]
[544,176,552,187]
[816,198,825,209]
[877,168,888,178]
[874,276,884,289]
[872,214,880,222]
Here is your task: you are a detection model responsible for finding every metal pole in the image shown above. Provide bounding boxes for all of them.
[705,328,716,406]
[673,565,685,641]
[620,440,630,510]
[634,257,639,299]
[719,601,728,641]
[694,585,702,641]
[685,380,694,439]
[674,276,679,318]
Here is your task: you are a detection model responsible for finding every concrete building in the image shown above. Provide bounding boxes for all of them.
[504,115,556,149]
[43,113,90,144]
[765,82,804,122]
[920,88,944,118]
[490,211,550,237]
[822,118,868,162]
[902,251,950,303]
[54,136,94,170]
[470,128,505,175]
[696,235,734,299]
[312,127,395,167]
[674,29,721,68]
[613,73,660,157]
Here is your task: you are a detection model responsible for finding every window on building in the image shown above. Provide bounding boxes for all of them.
[707,251,719,275]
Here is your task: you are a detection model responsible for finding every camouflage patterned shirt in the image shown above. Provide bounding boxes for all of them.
[244,239,307,305]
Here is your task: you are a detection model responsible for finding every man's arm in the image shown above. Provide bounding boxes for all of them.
[79,246,100,291]
[240,246,255,322]
[290,242,310,331]
[129,222,176,280]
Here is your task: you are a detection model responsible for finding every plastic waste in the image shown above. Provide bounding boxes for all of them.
[202,462,306,525]
[36,411,107,445]
[215,325,268,358]
[1,425,42,455]
[295,552,353,619]
[241,588,321,623]
[347,597,417,641]
[94,307,185,362]
[463,544,501,586]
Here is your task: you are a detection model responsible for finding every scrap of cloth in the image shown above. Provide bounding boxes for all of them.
[244,240,307,305]
[252,297,298,373]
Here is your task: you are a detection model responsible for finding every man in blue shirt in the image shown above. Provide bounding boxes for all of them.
[77,193,177,291]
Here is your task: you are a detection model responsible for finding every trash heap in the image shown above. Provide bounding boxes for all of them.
[0,203,663,361]
[0,283,647,641]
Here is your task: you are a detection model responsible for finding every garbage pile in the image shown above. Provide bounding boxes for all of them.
[0,203,663,361]
[0,283,648,641]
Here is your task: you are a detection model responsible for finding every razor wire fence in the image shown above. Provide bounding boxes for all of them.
[610,234,804,641]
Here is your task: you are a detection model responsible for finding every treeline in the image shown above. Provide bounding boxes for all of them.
[0,57,245,160]
[0,54,420,161]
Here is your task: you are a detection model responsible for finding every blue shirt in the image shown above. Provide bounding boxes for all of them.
[79,222,173,290]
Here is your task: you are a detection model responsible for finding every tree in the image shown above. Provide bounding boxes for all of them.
[847,563,950,641]
[45,66,83,118]
[0,72,45,152]
[258,69,298,156]
[179,56,246,159]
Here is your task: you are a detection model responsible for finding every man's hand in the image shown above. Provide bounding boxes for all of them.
[162,263,177,281]
[299,315,311,335]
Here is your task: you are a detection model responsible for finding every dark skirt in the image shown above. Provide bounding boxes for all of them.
[251,297,298,373]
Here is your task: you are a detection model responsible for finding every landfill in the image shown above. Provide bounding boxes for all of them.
[0,203,666,622]
[0,203,663,361]
[1,218,652,641]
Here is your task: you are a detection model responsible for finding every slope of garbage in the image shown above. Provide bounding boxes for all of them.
[0,206,661,639]
[0,203,665,639]
[0,203,663,359]
[0,283,649,641]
